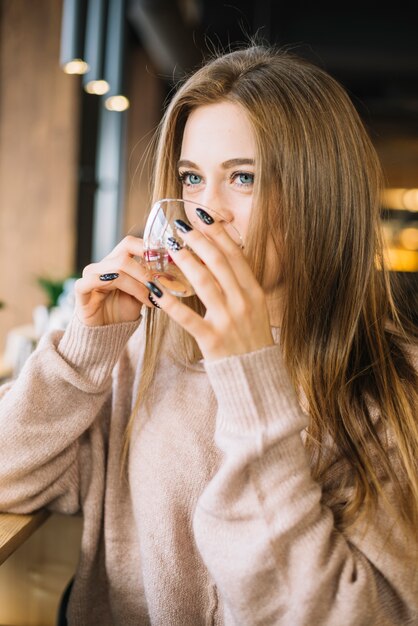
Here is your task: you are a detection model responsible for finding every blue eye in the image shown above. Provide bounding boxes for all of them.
[179,171,202,186]
[237,173,254,185]
[232,172,254,187]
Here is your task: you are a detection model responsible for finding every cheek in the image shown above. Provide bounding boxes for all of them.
[233,200,253,243]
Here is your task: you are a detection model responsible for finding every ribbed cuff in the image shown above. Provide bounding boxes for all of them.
[57,314,142,387]
[204,345,307,436]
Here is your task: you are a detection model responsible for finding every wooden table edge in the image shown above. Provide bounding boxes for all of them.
[0,509,50,565]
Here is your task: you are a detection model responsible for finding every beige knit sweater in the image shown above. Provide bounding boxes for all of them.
[0,309,416,625]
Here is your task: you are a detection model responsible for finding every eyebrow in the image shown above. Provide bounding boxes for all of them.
[177,158,255,170]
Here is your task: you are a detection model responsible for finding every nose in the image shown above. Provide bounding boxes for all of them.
[216,206,234,224]
[191,187,242,246]
[198,187,234,223]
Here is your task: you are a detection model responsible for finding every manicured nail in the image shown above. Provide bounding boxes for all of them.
[145,281,163,298]
[196,208,214,224]
[99,272,119,281]
[174,219,193,233]
[148,293,161,309]
[166,236,182,252]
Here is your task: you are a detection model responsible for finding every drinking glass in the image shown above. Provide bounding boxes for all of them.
[128,198,242,297]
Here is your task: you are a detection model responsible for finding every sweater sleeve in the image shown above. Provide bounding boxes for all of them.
[0,314,141,515]
[194,345,417,626]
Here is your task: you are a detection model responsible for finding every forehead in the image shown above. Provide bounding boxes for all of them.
[180,101,256,159]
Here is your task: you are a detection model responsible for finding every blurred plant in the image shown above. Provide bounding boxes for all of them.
[37,275,79,309]
[37,277,66,309]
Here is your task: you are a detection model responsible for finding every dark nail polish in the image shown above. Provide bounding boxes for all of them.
[99,272,119,281]
[196,208,214,225]
[166,236,182,252]
[148,293,161,309]
[174,219,193,233]
[145,281,163,298]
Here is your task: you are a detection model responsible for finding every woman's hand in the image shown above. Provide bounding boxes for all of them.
[145,213,274,361]
[74,236,154,327]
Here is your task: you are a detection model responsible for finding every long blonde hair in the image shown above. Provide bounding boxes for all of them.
[127,45,418,539]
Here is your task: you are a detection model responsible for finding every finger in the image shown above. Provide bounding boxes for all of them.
[165,238,230,310]
[170,225,259,309]
[176,216,258,290]
[83,254,149,283]
[104,234,145,261]
[81,254,155,310]
[75,269,153,308]
[144,281,208,338]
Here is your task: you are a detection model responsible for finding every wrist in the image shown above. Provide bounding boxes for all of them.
[57,314,141,387]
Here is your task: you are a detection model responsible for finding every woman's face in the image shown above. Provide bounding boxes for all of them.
[178,101,256,242]
[178,101,280,292]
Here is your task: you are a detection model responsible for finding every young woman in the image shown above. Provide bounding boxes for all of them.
[0,45,417,625]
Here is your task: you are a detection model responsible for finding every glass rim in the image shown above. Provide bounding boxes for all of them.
[144,197,243,247]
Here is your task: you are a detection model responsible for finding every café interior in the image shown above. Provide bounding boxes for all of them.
[0,1,417,624]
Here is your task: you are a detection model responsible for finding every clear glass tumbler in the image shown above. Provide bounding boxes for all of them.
[131,198,242,297]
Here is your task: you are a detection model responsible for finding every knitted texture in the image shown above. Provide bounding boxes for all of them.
[0,314,416,625]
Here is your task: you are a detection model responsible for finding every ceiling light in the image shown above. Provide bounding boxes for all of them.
[83,0,109,94]
[104,95,130,111]
[60,0,88,75]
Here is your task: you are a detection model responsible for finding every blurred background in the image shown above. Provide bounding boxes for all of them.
[0,1,417,623]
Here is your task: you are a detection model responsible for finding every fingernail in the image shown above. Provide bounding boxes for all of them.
[196,208,214,225]
[174,219,193,233]
[99,273,119,281]
[166,236,182,252]
[148,293,161,309]
[145,281,163,298]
